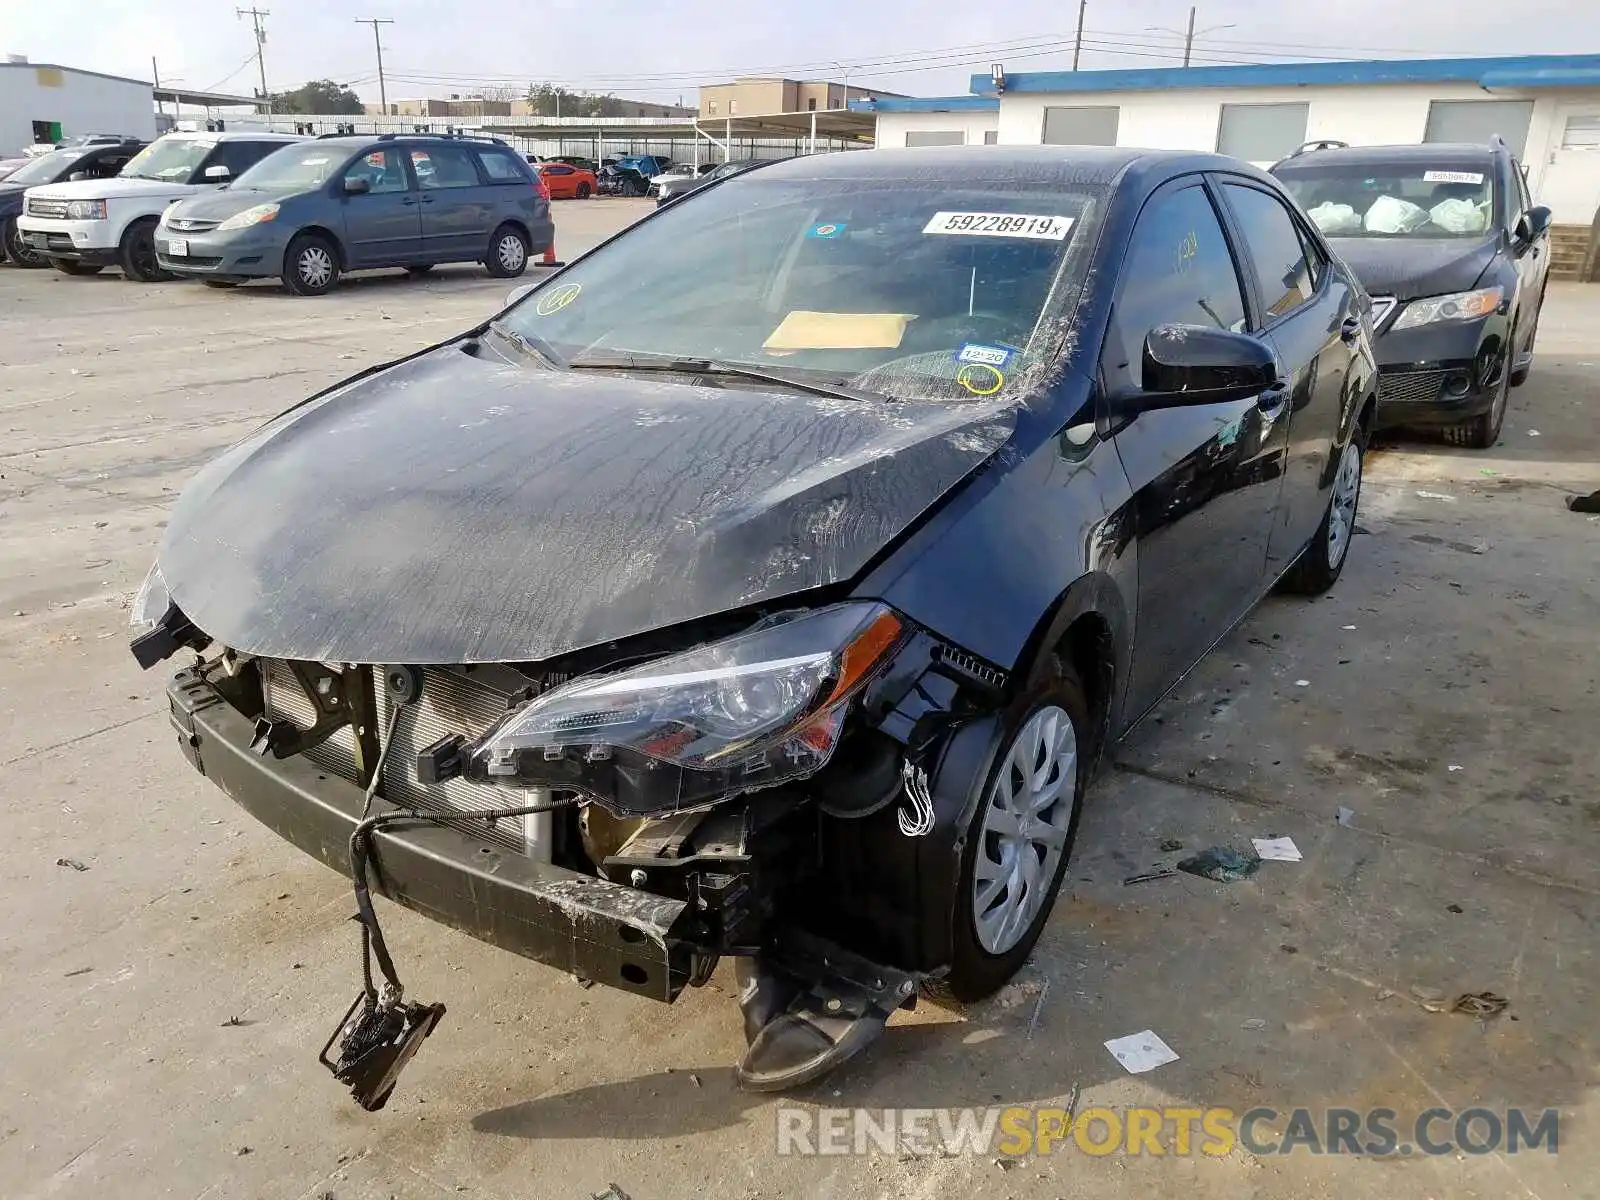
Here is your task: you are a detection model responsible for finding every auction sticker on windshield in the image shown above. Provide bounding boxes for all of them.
[1423,170,1484,185]
[923,212,1073,240]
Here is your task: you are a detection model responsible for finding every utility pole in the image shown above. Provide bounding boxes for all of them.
[151,56,163,118]
[1146,9,1236,68]
[237,7,270,112]
[355,17,394,115]
[1072,0,1087,70]
[1183,5,1197,68]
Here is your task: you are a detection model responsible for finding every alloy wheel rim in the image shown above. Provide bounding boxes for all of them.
[1327,439,1362,568]
[498,235,525,271]
[299,247,333,288]
[972,704,1077,955]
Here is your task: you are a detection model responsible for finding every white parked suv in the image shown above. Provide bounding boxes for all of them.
[16,130,306,281]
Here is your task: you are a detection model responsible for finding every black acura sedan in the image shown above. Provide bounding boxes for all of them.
[1273,138,1551,448]
[133,146,1376,1106]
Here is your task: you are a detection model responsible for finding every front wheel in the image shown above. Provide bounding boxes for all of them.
[944,663,1087,1001]
[118,218,173,282]
[484,223,529,278]
[1443,344,1511,450]
[1281,426,1364,595]
[3,218,46,267]
[575,182,592,199]
[283,232,340,296]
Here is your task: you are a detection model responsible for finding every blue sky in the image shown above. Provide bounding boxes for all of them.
[6,0,1591,104]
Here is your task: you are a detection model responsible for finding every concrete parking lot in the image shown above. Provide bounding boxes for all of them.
[2,194,1597,1200]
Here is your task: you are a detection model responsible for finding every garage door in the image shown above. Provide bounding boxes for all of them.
[1424,100,1534,157]
[905,130,966,147]
[1042,106,1120,146]
[1216,102,1309,163]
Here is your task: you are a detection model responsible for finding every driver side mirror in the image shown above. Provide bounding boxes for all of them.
[342,175,372,195]
[504,283,536,308]
[1131,324,1280,413]
[1514,205,1552,246]
[68,171,89,182]
[203,163,230,181]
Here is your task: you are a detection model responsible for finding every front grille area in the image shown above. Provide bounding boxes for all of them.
[260,661,544,854]
[166,217,219,232]
[26,196,68,219]
[1377,369,1446,406]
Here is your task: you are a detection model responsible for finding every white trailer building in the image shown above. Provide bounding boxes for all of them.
[0,57,156,155]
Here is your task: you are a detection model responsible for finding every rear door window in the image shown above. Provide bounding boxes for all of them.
[411,145,481,189]
[1220,182,1317,324]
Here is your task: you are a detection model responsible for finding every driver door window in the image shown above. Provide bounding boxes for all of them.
[1103,183,1248,392]
[343,149,409,194]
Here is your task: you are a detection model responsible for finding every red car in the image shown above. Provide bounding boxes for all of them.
[537,161,597,200]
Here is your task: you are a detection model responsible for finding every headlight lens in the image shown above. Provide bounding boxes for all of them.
[1391,286,1503,330]
[217,202,280,231]
[469,602,906,814]
[130,562,170,630]
[65,199,107,220]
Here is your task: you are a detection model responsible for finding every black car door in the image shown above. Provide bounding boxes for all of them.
[1215,177,1358,576]
[1505,158,1548,364]
[1103,177,1293,720]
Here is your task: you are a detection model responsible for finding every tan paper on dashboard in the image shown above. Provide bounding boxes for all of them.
[763,311,915,351]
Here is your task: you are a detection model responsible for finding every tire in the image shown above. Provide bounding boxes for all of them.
[1442,343,1511,450]
[202,278,241,289]
[3,217,46,268]
[575,182,592,199]
[51,259,104,276]
[484,223,529,278]
[1280,424,1364,596]
[404,264,434,277]
[944,661,1088,1002]
[283,232,340,296]
[118,218,172,282]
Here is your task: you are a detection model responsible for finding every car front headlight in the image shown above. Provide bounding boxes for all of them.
[217,202,279,232]
[65,199,107,220]
[467,602,907,815]
[1391,286,1503,330]
[130,562,170,630]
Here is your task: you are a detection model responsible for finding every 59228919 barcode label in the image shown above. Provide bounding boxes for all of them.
[922,211,1074,240]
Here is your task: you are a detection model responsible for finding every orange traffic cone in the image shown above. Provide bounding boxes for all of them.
[540,240,564,269]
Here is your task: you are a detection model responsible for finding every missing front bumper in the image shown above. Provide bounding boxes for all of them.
[168,669,697,1001]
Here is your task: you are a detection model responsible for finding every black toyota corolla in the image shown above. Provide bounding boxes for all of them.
[1273,139,1551,449]
[132,146,1376,1106]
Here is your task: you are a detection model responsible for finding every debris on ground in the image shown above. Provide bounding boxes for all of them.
[1448,764,1464,772]
[1159,838,1184,853]
[1241,1018,1267,1030]
[1065,1081,1081,1125]
[993,1155,1023,1171]
[1177,846,1260,882]
[591,1186,632,1200]
[1415,490,1457,502]
[1252,836,1303,863]
[688,1072,702,1088]
[220,1016,244,1027]
[55,857,89,872]
[1335,806,1356,826]
[1123,868,1177,885]
[1104,1029,1180,1075]
[1294,679,1311,687]
[1446,903,1464,914]
[63,966,93,977]
[1026,978,1051,1040]
[1375,987,1394,1000]
[1527,429,1541,437]
[994,978,1044,1008]
[235,1146,252,1156]
[1452,992,1509,1019]
[1568,489,1600,514]
[1410,985,1450,1012]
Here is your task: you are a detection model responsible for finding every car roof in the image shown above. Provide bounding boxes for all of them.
[163,130,305,142]
[1273,142,1502,170]
[747,145,1262,190]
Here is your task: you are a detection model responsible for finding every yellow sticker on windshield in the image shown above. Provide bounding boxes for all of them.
[956,363,1005,395]
[534,283,581,316]
[763,311,914,350]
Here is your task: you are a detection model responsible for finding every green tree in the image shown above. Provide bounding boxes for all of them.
[270,79,365,115]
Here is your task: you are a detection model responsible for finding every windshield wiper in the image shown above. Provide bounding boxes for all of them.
[484,320,569,370]
[567,353,884,404]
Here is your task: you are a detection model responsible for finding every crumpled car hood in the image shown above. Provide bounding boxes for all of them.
[158,342,1015,664]
[1328,236,1499,303]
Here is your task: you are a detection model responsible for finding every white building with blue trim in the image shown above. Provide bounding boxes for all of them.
[856,54,1600,237]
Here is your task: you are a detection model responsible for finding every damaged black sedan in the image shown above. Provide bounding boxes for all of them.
[133,146,1376,1106]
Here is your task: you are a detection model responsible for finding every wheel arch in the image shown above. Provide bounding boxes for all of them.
[293,224,347,271]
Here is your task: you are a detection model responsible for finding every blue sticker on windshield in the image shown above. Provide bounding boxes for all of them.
[955,342,1015,368]
[807,222,847,239]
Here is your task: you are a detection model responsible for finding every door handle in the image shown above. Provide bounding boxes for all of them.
[401,197,416,206]
[1339,315,1362,344]
[420,195,435,204]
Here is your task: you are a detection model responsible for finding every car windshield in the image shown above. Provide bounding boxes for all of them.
[1276,161,1496,239]
[7,149,84,184]
[503,173,1102,402]
[122,137,215,182]
[233,145,344,190]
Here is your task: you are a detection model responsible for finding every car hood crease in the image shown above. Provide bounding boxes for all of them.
[157,344,1016,664]
[1329,236,1500,302]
